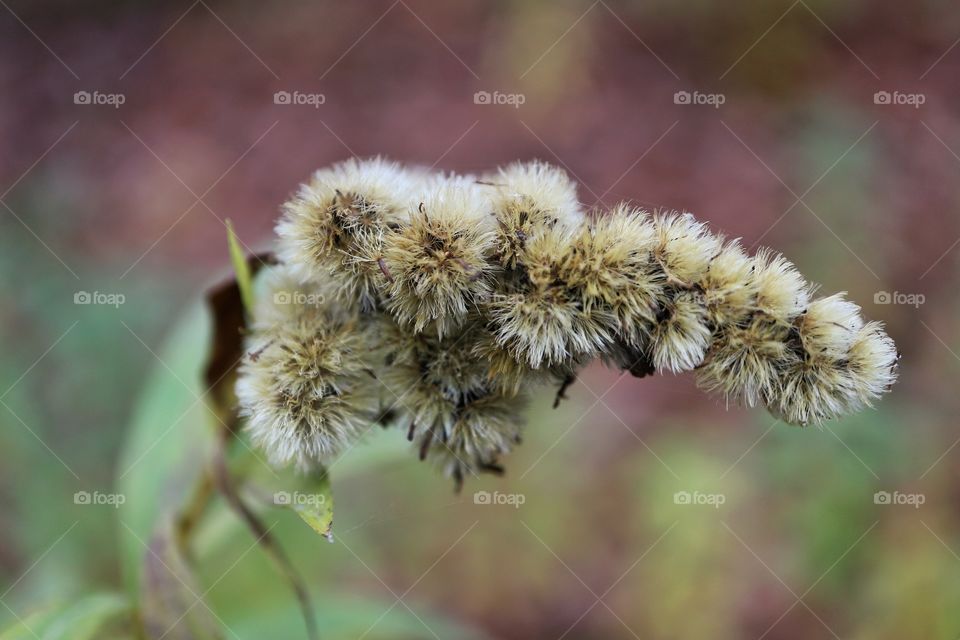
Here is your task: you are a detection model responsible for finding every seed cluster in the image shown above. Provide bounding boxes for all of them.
[237,157,898,486]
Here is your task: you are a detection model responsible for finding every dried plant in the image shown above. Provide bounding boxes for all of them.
[238,157,899,489]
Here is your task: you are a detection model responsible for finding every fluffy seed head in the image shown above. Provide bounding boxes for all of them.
[767,361,858,426]
[798,294,864,360]
[384,184,494,337]
[765,294,866,425]
[697,318,795,407]
[419,391,527,482]
[560,205,661,343]
[377,328,526,482]
[752,249,810,321]
[485,161,582,222]
[652,212,723,286]
[649,290,712,372]
[699,239,755,328]
[762,316,897,426]
[472,328,573,395]
[240,159,900,481]
[483,161,584,267]
[487,226,612,367]
[237,269,380,469]
[846,321,899,405]
[276,157,419,309]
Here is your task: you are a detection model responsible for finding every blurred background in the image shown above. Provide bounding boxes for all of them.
[0,0,957,637]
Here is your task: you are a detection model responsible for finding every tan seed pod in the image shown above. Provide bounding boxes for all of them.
[384,184,495,337]
[275,157,422,310]
[241,160,900,480]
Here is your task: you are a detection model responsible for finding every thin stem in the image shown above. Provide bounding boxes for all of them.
[212,429,320,640]
[174,468,215,560]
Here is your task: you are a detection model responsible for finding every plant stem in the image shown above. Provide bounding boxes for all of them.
[212,428,320,640]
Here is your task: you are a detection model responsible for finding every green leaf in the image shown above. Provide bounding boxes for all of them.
[118,255,273,594]
[0,607,56,640]
[116,304,217,595]
[226,593,492,640]
[0,593,131,640]
[284,471,334,542]
[225,221,254,315]
[237,451,335,542]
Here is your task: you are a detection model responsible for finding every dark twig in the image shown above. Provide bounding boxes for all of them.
[553,374,577,409]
